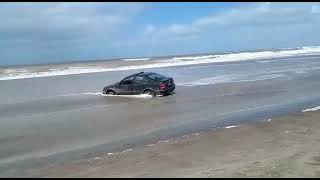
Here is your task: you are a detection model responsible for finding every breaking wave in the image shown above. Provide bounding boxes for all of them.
[122,57,151,61]
[1,46,320,81]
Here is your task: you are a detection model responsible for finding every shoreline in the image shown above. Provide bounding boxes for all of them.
[21,110,320,178]
[1,47,320,81]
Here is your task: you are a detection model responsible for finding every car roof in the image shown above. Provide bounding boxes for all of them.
[123,72,159,80]
[133,72,155,77]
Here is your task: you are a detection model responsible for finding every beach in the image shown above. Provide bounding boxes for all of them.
[19,110,320,178]
[1,47,320,177]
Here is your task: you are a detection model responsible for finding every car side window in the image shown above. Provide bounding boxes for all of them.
[134,76,149,84]
[121,76,134,85]
[147,73,165,81]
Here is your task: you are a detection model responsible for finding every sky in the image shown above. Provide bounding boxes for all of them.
[0,2,320,66]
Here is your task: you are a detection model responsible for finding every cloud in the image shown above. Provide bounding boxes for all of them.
[115,2,320,59]
[311,5,320,14]
[140,2,320,42]
[163,24,201,37]
[199,2,320,27]
[0,2,145,64]
[1,3,144,42]
[144,24,156,35]
[1,2,320,65]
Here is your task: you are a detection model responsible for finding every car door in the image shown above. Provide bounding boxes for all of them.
[132,76,149,95]
[118,76,134,95]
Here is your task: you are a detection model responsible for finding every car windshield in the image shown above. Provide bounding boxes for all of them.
[147,73,167,81]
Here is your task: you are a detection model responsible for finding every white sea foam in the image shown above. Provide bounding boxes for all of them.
[159,140,170,143]
[168,55,216,61]
[177,75,235,86]
[80,92,153,98]
[1,46,320,81]
[55,92,153,98]
[302,106,320,112]
[122,57,150,61]
[102,94,153,98]
[225,125,238,129]
[295,70,308,74]
[177,73,286,86]
[82,92,103,96]
[146,143,156,147]
[121,149,133,153]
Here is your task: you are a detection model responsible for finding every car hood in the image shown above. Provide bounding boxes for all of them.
[104,82,119,89]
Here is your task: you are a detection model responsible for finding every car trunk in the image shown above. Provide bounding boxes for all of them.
[161,78,174,90]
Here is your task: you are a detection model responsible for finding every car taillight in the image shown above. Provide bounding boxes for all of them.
[160,83,166,90]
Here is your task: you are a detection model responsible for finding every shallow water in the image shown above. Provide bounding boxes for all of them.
[1,53,320,176]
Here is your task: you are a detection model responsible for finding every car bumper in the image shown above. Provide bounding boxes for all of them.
[157,85,175,96]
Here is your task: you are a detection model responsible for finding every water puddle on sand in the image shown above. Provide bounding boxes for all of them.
[84,92,154,99]
[56,92,154,99]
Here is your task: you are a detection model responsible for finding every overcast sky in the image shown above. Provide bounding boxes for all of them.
[1,2,320,65]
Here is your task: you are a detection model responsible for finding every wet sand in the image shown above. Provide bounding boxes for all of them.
[24,110,320,178]
[1,55,320,177]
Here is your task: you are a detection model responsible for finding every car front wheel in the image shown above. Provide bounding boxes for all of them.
[106,90,116,95]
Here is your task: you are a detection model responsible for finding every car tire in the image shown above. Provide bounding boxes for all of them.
[143,89,155,97]
[106,90,115,95]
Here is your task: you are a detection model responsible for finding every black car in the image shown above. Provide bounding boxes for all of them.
[102,72,175,96]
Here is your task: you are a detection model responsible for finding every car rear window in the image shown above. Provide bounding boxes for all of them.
[147,73,167,81]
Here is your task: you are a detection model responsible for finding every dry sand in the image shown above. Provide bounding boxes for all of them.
[24,111,320,178]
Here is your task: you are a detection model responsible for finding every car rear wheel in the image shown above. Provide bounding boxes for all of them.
[143,89,155,96]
